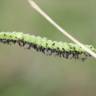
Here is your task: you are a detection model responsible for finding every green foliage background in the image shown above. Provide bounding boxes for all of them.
[0,0,96,96]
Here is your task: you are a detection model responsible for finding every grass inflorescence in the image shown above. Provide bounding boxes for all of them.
[0,32,95,60]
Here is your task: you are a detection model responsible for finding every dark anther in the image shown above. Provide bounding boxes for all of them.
[52,43,55,46]
[18,40,25,47]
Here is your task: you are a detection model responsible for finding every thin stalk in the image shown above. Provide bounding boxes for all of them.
[28,0,96,59]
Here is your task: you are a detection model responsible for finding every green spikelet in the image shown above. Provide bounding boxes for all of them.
[0,32,95,60]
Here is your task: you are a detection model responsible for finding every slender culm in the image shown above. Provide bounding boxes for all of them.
[28,0,96,59]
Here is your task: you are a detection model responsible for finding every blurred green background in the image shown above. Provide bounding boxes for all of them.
[0,0,96,96]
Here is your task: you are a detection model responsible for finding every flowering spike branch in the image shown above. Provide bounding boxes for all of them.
[0,32,96,60]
